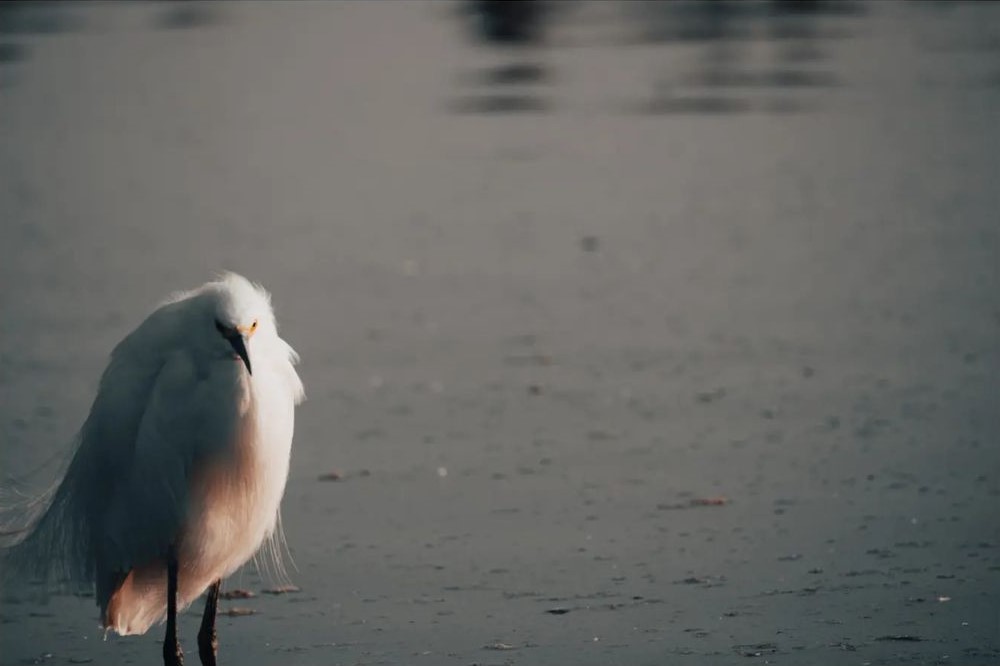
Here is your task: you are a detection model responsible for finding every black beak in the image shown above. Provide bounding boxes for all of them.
[227,334,252,375]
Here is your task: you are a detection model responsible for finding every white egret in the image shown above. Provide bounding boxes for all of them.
[2,272,305,666]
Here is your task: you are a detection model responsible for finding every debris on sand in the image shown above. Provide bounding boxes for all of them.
[875,635,923,642]
[317,469,344,481]
[690,496,729,507]
[483,642,517,650]
[545,607,572,615]
[675,575,726,587]
[733,642,778,657]
[657,496,730,510]
[223,607,257,617]
[695,388,726,404]
[220,589,255,600]
[677,577,707,585]
[263,585,301,595]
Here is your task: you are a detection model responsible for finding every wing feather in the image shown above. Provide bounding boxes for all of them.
[3,310,241,620]
[97,350,240,596]
[1,319,165,589]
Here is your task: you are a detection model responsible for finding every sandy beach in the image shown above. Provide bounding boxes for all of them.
[0,2,997,664]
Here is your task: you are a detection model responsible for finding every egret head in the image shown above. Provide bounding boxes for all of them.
[205,273,274,376]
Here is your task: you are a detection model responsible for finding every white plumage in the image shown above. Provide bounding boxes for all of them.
[3,273,304,644]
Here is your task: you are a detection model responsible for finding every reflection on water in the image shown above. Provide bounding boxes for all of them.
[454,1,551,114]
[0,42,26,65]
[156,3,222,31]
[1,1,998,115]
[628,0,855,114]
[0,2,68,89]
[463,0,548,46]
[454,0,868,116]
[685,69,838,88]
[451,93,549,115]
[473,62,549,86]
[629,0,753,44]
[451,53,552,114]
[0,2,79,35]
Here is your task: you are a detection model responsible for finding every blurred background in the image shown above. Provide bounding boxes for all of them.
[0,1,998,664]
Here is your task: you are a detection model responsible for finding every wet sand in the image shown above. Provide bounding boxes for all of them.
[0,2,998,664]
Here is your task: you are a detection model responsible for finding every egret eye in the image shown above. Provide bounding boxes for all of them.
[251,320,258,331]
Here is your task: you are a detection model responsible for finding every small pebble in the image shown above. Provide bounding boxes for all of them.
[221,589,255,600]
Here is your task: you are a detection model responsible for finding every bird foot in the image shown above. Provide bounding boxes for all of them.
[198,630,218,666]
[162,640,184,666]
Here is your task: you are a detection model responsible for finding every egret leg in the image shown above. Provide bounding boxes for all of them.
[197,579,222,666]
[163,547,184,666]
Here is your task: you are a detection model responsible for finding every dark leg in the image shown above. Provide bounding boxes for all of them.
[163,546,184,666]
[197,580,221,666]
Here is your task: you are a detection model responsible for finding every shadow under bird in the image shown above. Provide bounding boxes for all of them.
[2,273,305,666]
